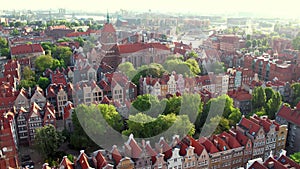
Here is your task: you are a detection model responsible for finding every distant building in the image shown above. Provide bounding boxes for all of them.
[0,109,19,169]
[276,102,300,155]
[10,43,45,59]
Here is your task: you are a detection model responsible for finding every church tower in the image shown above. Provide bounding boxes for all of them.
[97,11,121,70]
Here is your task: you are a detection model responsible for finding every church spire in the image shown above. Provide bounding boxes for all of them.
[106,10,110,24]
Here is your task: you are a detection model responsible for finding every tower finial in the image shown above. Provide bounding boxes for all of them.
[106,10,110,24]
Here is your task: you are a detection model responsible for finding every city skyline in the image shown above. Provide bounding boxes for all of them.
[1,0,300,18]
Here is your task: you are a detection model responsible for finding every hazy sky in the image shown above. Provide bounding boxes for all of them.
[2,0,300,18]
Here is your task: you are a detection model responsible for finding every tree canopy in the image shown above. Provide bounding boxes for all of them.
[196,94,241,134]
[37,77,50,90]
[70,104,123,150]
[122,113,195,139]
[35,55,65,73]
[290,152,300,164]
[291,83,300,107]
[117,62,136,79]
[34,125,65,159]
[252,87,266,110]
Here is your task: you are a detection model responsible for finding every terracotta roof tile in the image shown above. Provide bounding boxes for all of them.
[198,137,219,154]
[239,117,261,135]
[277,105,300,126]
[94,151,108,169]
[11,44,44,55]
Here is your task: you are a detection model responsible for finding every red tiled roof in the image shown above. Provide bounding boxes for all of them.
[77,150,90,169]
[4,60,18,71]
[65,31,89,37]
[51,70,67,86]
[198,137,219,154]
[111,146,122,165]
[101,96,111,104]
[0,96,17,110]
[277,104,300,126]
[118,42,169,54]
[145,141,157,164]
[157,137,172,160]
[249,161,268,169]
[125,134,143,158]
[11,44,44,55]
[102,23,116,33]
[230,129,250,146]
[49,25,68,30]
[95,151,108,169]
[212,135,230,151]
[186,135,205,156]
[277,155,300,168]
[264,157,289,169]
[60,156,73,169]
[228,90,252,101]
[239,117,261,135]
[218,132,241,149]
[63,102,74,120]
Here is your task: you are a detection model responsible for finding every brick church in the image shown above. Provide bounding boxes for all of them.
[96,13,122,70]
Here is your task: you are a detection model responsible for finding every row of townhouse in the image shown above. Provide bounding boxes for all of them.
[139,72,230,99]
[0,109,19,169]
[72,72,137,107]
[16,101,57,145]
[245,150,299,169]
[276,102,300,155]
[49,114,290,169]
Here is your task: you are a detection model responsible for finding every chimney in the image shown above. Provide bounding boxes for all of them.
[267,161,274,169]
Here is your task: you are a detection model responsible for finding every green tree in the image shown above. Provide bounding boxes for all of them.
[266,91,282,119]
[132,63,166,86]
[35,55,55,73]
[117,62,136,79]
[37,77,50,90]
[246,34,251,40]
[291,83,300,106]
[208,61,226,74]
[163,59,193,77]
[290,152,300,164]
[202,116,230,135]
[252,39,257,48]
[246,40,252,48]
[292,33,300,50]
[34,125,65,159]
[122,113,195,139]
[264,87,275,102]
[0,48,10,57]
[10,28,20,36]
[23,66,35,81]
[17,79,36,90]
[262,38,268,46]
[252,87,266,110]
[74,37,85,46]
[0,37,8,48]
[98,104,123,132]
[163,96,182,115]
[188,51,198,59]
[257,39,261,47]
[131,94,165,118]
[185,58,201,76]
[70,104,123,149]
[52,46,72,66]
